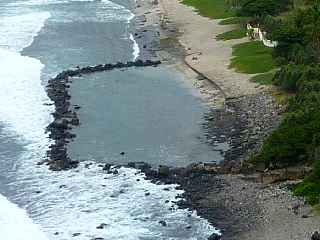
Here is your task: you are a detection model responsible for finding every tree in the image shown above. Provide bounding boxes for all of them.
[239,0,292,18]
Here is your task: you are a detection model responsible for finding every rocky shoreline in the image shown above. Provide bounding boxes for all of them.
[133,0,320,239]
[44,60,161,171]
[202,92,284,172]
[41,0,320,239]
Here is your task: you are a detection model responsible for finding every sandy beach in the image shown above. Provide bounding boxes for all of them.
[134,0,320,239]
[137,0,267,98]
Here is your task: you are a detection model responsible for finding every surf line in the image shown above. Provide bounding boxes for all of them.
[42,60,161,171]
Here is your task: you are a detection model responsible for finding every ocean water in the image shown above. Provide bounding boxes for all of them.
[0,0,221,239]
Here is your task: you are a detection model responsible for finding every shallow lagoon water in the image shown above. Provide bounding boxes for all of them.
[69,66,223,167]
[0,0,222,238]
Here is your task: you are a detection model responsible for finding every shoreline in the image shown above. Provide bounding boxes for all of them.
[40,1,320,239]
[44,60,161,171]
[134,0,320,239]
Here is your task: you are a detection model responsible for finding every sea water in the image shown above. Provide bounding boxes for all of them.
[0,0,221,239]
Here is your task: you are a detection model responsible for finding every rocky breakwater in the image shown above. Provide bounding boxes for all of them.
[45,60,161,171]
[109,161,223,240]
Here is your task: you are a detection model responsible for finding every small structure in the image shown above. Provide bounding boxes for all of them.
[247,23,278,48]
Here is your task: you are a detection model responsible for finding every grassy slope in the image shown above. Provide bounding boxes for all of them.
[182,0,236,19]
[219,17,249,25]
[230,41,276,74]
[216,28,247,41]
[250,72,275,85]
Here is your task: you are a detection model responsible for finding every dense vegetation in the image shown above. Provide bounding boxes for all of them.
[219,0,320,205]
[182,0,236,19]
[239,0,320,204]
[182,0,320,204]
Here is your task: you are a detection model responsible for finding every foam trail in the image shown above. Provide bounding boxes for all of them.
[0,194,49,240]
[10,163,220,240]
[9,0,98,6]
[0,12,51,52]
[0,49,53,146]
[0,10,52,240]
[130,33,140,61]
[0,11,53,142]
[0,2,217,239]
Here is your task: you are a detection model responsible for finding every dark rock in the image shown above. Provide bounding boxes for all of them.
[145,192,150,196]
[158,165,170,177]
[72,233,81,237]
[96,223,108,229]
[102,164,112,171]
[85,163,93,168]
[120,152,125,155]
[46,60,162,172]
[312,231,320,240]
[158,220,167,227]
[208,233,221,240]
[70,118,80,126]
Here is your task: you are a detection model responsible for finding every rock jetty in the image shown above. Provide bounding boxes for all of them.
[45,60,161,171]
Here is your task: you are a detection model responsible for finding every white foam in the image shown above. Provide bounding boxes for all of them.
[9,0,97,6]
[0,11,53,240]
[0,2,218,240]
[96,0,135,23]
[0,10,53,146]
[0,49,53,147]
[0,12,51,52]
[130,33,140,61]
[0,194,49,240]
[9,162,219,240]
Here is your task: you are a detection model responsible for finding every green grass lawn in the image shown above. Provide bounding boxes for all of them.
[250,71,275,85]
[216,28,247,41]
[182,0,236,19]
[219,17,249,25]
[294,161,320,205]
[230,41,276,74]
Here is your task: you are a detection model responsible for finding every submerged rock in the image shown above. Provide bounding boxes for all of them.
[158,165,170,176]
[158,220,167,227]
[208,233,221,240]
[96,223,108,229]
[312,231,320,240]
[102,163,112,171]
